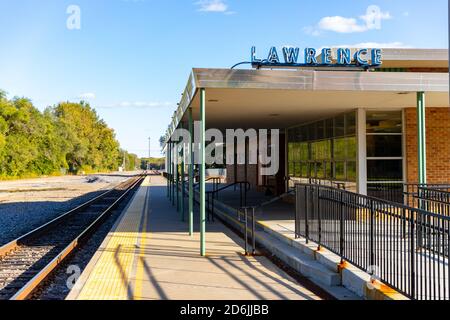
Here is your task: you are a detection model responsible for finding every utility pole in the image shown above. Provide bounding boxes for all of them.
[148,137,151,158]
[148,137,151,170]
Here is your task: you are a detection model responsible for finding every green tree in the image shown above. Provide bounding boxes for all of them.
[0,90,134,179]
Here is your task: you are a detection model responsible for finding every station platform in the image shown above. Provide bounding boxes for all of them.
[67,176,321,300]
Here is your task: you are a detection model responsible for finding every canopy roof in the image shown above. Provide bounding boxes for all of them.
[165,49,449,141]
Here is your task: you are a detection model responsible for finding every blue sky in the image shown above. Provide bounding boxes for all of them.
[0,0,448,157]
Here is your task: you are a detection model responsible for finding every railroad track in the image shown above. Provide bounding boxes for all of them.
[0,173,146,300]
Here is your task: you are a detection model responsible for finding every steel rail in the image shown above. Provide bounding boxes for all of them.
[0,175,141,257]
[0,173,145,300]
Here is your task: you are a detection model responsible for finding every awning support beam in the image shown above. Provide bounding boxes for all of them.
[200,88,206,256]
[181,142,185,222]
[167,141,171,199]
[172,142,176,206]
[175,142,179,212]
[188,107,194,236]
[417,92,427,184]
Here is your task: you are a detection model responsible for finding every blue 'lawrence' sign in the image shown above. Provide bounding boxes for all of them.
[251,46,382,68]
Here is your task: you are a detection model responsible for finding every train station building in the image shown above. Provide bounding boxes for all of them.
[165,48,449,195]
[162,48,449,299]
[164,47,447,246]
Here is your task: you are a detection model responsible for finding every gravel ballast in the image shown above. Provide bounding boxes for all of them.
[0,172,140,246]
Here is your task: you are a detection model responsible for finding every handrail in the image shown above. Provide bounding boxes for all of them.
[205,181,251,222]
[206,181,250,195]
[295,183,450,300]
[299,183,450,219]
[193,176,223,188]
[251,189,295,210]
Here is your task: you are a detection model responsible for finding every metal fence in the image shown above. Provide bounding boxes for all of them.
[405,184,450,215]
[295,184,450,300]
[367,183,405,204]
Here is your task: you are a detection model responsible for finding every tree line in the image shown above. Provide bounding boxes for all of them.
[0,90,139,179]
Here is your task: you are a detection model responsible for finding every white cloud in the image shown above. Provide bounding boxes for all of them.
[360,9,392,27]
[318,16,368,33]
[78,92,96,100]
[303,26,321,37]
[196,0,234,14]
[305,5,392,35]
[97,101,173,109]
[403,12,410,17]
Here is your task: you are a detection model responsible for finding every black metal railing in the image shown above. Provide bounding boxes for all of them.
[367,183,405,204]
[364,183,450,212]
[405,184,450,213]
[295,183,450,300]
[206,181,251,222]
[193,177,223,193]
[237,189,296,256]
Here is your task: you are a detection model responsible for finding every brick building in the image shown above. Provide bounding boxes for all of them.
[165,48,449,199]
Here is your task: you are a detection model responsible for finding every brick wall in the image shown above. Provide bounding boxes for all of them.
[405,107,450,183]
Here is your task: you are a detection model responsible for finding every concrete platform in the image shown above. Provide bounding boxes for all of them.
[208,189,410,300]
[67,176,322,300]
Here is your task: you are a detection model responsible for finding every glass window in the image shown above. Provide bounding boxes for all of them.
[299,143,309,161]
[288,162,294,177]
[294,127,301,141]
[325,119,334,139]
[316,162,325,179]
[347,161,357,182]
[347,137,357,159]
[367,111,402,134]
[312,140,331,160]
[294,162,302,177]
[287,111,357,181]
[324,162,332,179]
[367,160,403,182]
[346,112,356,135]
[290,142,299,162]
[333,138,347,160]
[367,135,402,158]
[301,162,309,177]
[335,115,345,137]
[309,162,316,178]
[335,162,345,180]
[317,121,325,140]
[309,123,317,141]
[300,126,308,142]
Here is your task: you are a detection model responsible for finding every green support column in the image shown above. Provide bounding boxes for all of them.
[167,141,171,199]
[172,142,176,206]
[417,92,427,184]
[188,107,194,236]
[168,141,172,200]
[181,144,185,221]
[200,88,206,256]
[175,142,179,211]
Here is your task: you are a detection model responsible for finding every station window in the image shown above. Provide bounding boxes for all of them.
[367,160,403,182]
[366,111,402,134]
[366,110,404,185]
[367,135,402,158]
[287,111,357,182]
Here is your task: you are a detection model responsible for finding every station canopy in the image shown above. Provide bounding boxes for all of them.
[168,49,449,136]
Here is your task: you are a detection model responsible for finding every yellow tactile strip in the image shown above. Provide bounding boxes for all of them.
[76,177,150,300]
